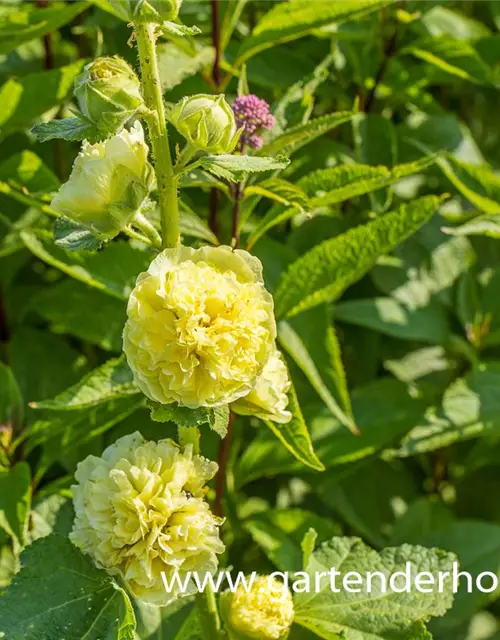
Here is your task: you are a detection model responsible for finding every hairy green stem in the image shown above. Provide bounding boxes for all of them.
[135,23,180,249]
[133,212,162,249]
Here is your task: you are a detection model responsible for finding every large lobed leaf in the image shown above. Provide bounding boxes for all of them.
[275,195,445,319]
[294,536,457,640]
[0,533,136,639]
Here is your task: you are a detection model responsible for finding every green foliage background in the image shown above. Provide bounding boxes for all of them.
[1,1,500,638]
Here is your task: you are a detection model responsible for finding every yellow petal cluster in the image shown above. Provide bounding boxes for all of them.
[232,349,292,424]
[70,432,224,606]
[221,575,294,640]
[123,245,277,408]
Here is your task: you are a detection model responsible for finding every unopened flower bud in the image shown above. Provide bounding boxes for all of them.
[108,0,183,24]
[168,94,241,154]
[51,121,153,240]
[221,575,294,640]
[74,56,144,137]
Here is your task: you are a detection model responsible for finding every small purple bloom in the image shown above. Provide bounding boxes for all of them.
[232,94,275,149]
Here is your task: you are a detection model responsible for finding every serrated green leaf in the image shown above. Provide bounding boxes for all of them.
[31,117,96,143]
[0,3,87,55]
[245,178,309,211]
[149,402,230,438]
[263,381,324,472]
[197,155,289,182]
[438,155,500,213]
[275,196,444,319]
[161,21,202,37]
[30,355,138,411]
[294,536,456,640]
[0,463,31,553]
[234,0,393,65]
[0,61,85,141]
[0,532,136,640]
[258,111,353,158]
[53,217,102,252]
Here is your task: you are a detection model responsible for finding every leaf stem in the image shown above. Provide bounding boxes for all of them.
[135,22,180,249]
[214,411,235,517]
[132,212,162,249]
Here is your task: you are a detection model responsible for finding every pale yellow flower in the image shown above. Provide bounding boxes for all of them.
[70,432,224,606]
[221,575,294,640]
[123,245,277,408]
[232,349,292,424]
[51,121,152,239]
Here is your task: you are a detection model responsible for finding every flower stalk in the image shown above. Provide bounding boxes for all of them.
[135,22,180,249]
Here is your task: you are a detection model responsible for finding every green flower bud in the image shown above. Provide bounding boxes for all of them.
[74,56,144,137]
[168,94,241,154]
[108,0,183,23]
[51,121,153,240]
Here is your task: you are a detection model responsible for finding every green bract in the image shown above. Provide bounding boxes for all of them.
[74,56,144,137]
[169,94,241,154]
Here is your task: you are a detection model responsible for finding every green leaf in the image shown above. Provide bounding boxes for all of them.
[244,508,340,572]
[424,522,500,632]
[278,306,356,432]
[443,214,500,239]
[438,155,500,213]
[0,61,85,141]
[244,178,309,211]
[0,463,31,553]
[31,116,96,143]
[161,21,202,38]
[407,35,494,85]
[33,280,127,352]
[334,297,451,343]
[0,3,87,55]
[234,0,393,65]
[157,43,214,91]
[22,230,151,300]
[197,155,289,182]
[263,381,325,472]
[0,532,136,640]
[275,196,445,319]
[237,378,430,486]
[53,217,102,252]
[179,200,218,244]
[353,113,398,211]
[10,327,88,404]
[149,402,230,438]
[0,151,59,193]
[393,363,500,457]
[258,110,353,158]
[30,355,138,411]
[294,536,456,640]
[0,362,23,428]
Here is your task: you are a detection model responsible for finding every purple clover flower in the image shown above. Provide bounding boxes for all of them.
[232,94,275,150]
